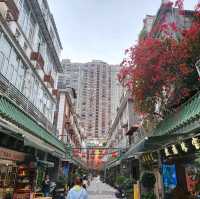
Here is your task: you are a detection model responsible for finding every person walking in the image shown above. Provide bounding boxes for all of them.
[66,177,88,199]
[42,175,50,197]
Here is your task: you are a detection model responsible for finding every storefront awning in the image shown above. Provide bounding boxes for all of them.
[0,95,66,154]
[37,160,54,168]
[72,157,88,170]
[122,92,200,159]
[123,132,198,159]
[153,91,200,136]
[105,158,121,170]
[24,135,54,153]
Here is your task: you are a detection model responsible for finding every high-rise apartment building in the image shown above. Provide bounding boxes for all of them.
[58,60,121,140]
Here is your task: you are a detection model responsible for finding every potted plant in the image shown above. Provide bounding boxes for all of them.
[141,192,156,199]
[141,172,156,199]
[116,175,126,189]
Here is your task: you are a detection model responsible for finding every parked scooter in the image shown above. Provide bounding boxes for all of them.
[115,187,127,199]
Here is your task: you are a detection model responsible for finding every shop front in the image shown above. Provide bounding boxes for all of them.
[0,146,29,199]
[139,152,163,199]
[160,135,200,199]
[136,135,200,199]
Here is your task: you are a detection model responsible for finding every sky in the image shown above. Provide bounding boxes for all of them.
[48,0,197,64]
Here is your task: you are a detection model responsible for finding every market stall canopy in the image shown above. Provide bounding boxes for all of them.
[37,160,54,168]
[123,91,200,159]
[72,157,88,170]
[104,157,121,170]
[153,91,200,136]
[0,95,66,154]
[123,132,198,159]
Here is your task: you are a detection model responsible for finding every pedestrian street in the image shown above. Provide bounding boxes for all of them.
[87,177,118,199]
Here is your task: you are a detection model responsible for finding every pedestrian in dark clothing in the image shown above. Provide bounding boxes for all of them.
[42,175,51,197]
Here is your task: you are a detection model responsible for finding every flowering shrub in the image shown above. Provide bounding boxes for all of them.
[119,0,200,116]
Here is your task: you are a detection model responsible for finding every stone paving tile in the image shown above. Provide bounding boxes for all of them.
[87,177,118,199]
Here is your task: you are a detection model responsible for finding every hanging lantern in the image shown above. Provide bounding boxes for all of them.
[164,148,170,157]
[112,151,118,158]
[95,149,100,155]
[90,155,95,160]
[81,153,86,158]
[73,149,79,156]
[192,137,200,150]
[172,145,178,155]
[180,142,188,152]
[103,150,108,155]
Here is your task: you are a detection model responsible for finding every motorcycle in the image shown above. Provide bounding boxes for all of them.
[115,186,127,199]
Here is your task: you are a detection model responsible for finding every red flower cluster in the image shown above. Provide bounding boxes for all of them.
[119,0,200,115]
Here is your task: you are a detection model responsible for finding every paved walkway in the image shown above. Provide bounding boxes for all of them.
[87,177,118,199]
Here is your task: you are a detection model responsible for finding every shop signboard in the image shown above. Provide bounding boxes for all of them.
[0,147,25,161]
[162,164,177,193]
[63,164,69,177]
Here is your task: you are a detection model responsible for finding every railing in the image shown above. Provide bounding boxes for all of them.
[0,73,58,134]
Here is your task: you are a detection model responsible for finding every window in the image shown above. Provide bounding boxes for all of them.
[44,50,53,74]
[0,34,11,66]
[16,62,25,91]
[32,77,39,105]
[0,34,25,90]
[46,100,54,121]
[37,32,46,59]
[28,16,36,44]
[37,86,43,111]
[9,50,20,84]
[43,92,48,115]
[19,1,30,33]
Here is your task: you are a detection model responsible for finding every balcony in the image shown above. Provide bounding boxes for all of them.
[44,74,54,88]
[0,73,54,133]
[0,0,19,21]
[30,51,44,70]
[28,0,62,72]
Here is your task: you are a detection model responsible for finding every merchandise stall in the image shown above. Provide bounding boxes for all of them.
[160,136,200,198]
[13,161,36,199]
[0,147,40,199]
[0,147,25,199]
[185,163,200,195]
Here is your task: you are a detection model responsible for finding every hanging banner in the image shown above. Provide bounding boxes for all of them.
[63,164,70,177]
[162,164,177,193]
[0,147,26,161]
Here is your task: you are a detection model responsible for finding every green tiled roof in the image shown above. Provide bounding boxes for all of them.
[153,92,200,136]
[0,95,65,152]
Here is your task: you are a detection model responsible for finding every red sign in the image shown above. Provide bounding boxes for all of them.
[0,147,26,161]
